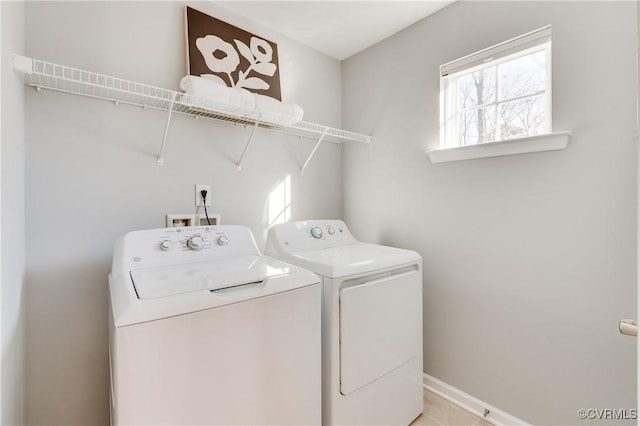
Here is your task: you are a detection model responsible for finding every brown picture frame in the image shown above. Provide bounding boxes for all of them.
[185,6,282,101]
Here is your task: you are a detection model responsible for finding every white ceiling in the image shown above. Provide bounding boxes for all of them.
[216,1,454,60]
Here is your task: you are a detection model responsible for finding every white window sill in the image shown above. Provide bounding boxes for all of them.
[426,131,572,164]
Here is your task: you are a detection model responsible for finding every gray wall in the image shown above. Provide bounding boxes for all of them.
[342,1,637,425]
[1,1,26,424]
[23,2,342,424]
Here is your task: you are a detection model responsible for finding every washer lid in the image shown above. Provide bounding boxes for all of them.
[131,255,300,299]
[282,243,421,278]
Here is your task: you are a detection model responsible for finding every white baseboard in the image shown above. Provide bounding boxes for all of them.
[423,373,530,426]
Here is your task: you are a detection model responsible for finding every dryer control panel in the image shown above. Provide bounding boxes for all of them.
[113,225,260,271]
[266,220,358,255]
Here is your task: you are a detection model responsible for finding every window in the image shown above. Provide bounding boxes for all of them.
[440,26,552,148]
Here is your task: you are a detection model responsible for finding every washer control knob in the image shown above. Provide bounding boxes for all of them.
[217,235,229,246]
[328,227,336,235]
[187,235,204,250]
[311,227,323,239]
[159,240,172,251]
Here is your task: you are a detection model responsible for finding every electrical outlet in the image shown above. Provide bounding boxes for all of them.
[195,184,211,207]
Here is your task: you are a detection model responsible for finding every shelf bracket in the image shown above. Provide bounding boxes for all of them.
[236,118,261,171]
[156,92,178,166]
[300,129,329,175]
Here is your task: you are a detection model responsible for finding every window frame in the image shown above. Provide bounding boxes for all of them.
[440,26,553,149]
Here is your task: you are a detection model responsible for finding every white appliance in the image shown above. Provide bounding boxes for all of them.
[266,220,423,425]
[109,225,321,425]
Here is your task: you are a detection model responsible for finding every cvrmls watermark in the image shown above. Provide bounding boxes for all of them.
[577,408,637,420]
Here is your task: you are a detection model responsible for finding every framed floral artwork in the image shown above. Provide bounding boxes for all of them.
[185,6,282,101]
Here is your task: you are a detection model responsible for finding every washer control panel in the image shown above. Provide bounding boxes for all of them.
[117,225,260,271]
[154,227,229,253]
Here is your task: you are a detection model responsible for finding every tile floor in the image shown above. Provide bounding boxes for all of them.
[411,389,492,426]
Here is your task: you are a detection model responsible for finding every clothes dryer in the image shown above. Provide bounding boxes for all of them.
[266,220,423,425]
[109,225,321,425]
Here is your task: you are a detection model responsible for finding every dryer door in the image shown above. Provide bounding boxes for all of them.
[339,266,421,395]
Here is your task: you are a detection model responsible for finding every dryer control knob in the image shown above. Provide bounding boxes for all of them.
[187,235,204,250]
[217,235,229,246]
[159,240,172,251]
[311,226,323,239]
[328,227,336,235]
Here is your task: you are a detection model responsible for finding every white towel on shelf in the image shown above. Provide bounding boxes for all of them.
[180,75,303,125]
[180,75,255,112]
[226,87,255,112]
[253,94,304,125]
[180,75,228,100]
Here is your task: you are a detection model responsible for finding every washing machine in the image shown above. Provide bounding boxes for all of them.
[266,220,423,425]
[108,225,321,425]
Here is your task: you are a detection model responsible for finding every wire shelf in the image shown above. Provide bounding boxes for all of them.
[14,54,371,145]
